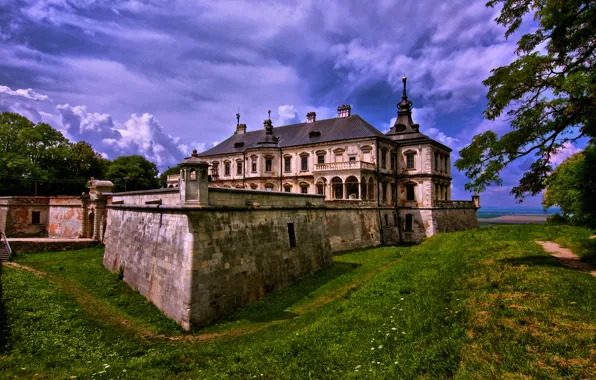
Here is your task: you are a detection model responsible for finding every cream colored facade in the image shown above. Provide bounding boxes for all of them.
[168,136,453,209]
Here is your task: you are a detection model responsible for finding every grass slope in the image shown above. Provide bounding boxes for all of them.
[0,225,595,379]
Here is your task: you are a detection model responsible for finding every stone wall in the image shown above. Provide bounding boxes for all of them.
[187,207,331,327]
[432,206,479,233]
[325,207,381,252]
[0,196,82,238]
[47,197,83,238]
[103,203,331,329]
[0,197,49,237]
[103,207,193,328]
[110,188,180,206]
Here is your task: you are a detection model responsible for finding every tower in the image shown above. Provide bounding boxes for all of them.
[179,149,210,205]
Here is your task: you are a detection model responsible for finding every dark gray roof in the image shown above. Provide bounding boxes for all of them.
[199,115,387,157]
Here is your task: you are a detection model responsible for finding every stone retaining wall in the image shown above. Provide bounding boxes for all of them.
[103,204,332,329]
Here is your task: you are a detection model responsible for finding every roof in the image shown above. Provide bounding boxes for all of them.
[199,115,386,157]
[198,114,451,157]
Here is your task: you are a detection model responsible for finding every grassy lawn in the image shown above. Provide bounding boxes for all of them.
[1,224,595,379]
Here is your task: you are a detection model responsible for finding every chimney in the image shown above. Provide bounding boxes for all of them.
[337,104,351,118]
[306,111,317,123]
[235,123,247,134]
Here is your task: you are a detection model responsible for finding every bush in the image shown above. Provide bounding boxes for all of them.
[546,213,569,225]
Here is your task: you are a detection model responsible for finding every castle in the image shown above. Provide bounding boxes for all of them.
[0,78,479,329]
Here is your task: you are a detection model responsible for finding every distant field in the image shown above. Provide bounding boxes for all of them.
[477,207,557,225]
[1,224,596,379]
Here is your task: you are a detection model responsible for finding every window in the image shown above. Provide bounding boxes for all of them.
[381,149,387,169]
[284,157,291,172]
[406,154,415,169]
[382,183,387,202]
[405,214,413,231]
[31,211,40,225]
[317,155,325,164]
[434,152,439,170]
[349,156,356,162]
[287,223,296,248]
[301,156,308,171]
[224,162,231,176]
[406,183,415,201]
[393,213,398,226]
[444,156,448,172]
[391,153,396,170]
[301,186,308,194]
[265,159,272,172]
[211,163,219,177]
[284,186,291,193]
[391,183,396,204]
[236,161,243,175]
[251,159,257,173]
[435,183,439,200]
[317,183,325,195]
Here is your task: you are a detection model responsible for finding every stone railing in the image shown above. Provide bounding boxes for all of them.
[314,161,375,172]
[434,200,478,209]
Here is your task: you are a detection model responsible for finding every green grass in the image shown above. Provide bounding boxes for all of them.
[1,224,595,379]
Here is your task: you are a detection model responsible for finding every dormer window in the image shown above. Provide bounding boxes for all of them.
[309,131,321,138]
[234,142,244,148]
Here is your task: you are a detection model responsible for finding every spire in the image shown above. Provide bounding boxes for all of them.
[386,74,420,136]
[234,108,247,135]
[402,75,408,99]
[257,111,279,145]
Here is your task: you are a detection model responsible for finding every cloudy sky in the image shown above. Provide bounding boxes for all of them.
[0,0,581,207]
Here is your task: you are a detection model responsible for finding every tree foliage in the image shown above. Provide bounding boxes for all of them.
[543,143,596,227]
[106,155,160,192]
[455,0,596,199]
[0,112,164,196]
[0,112,109,196]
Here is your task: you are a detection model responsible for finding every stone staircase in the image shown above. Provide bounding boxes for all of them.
[0,231,12,262]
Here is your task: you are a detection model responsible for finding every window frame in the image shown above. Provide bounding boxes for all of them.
[265,158,272,172]
[284,156,291,172]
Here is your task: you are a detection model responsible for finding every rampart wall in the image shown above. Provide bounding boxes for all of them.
[103,188,331,329]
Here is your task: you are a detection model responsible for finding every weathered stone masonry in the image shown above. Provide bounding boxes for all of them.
[103,153,332,329]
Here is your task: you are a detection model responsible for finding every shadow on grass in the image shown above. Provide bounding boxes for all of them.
[215,261,361,324]
[578,238,596,266]
[499,255,564,269]
[0,264,8,353]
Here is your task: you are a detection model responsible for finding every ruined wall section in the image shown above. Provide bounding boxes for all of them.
[187,207,331,327]
[0,197,49,237]
[103,206,194,329]
[47,197,83,238]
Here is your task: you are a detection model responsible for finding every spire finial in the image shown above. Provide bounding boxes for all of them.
[267,109,271,120]
[402,74,408,99]
[191,148,198,157]
[236,107,240,126]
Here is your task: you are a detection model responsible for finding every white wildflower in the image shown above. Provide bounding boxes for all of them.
[378,345,383,349]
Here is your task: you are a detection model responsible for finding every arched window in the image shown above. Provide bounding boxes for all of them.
[331,177,343,199]
[316,178,326,196]
[346,176,359,199]
[283,183,292,193]
[264,183,274,192]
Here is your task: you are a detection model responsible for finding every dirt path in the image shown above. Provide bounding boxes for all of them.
[535,241,596,277]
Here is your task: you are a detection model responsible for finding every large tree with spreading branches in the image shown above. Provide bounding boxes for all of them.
[455,0,596,199]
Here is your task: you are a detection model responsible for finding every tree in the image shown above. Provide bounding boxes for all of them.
[0,112,110,196]
[455,0,596,199]
[543,143,596,227]
[106,155,160,192]
[159,165,180,188]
